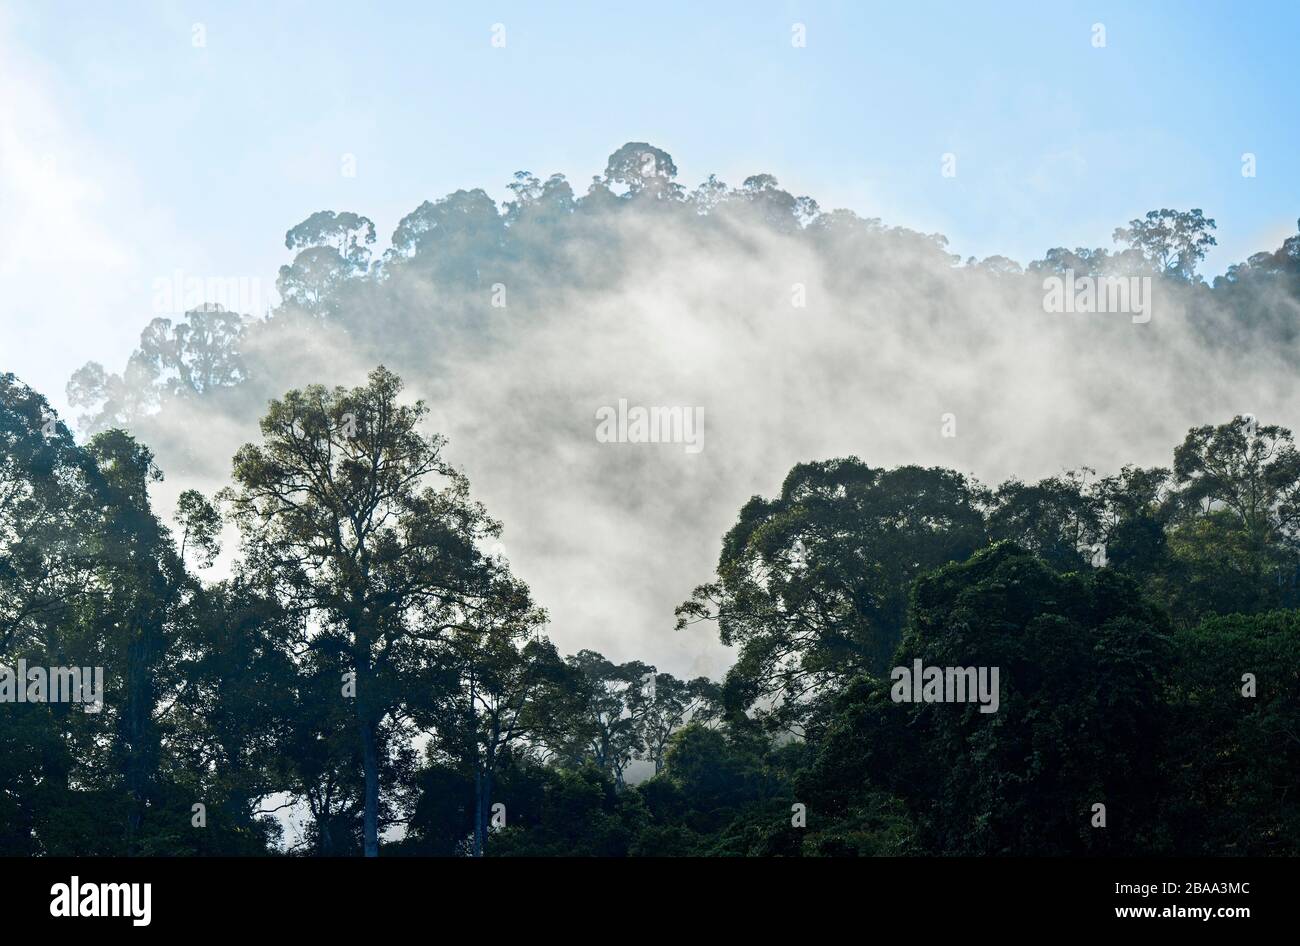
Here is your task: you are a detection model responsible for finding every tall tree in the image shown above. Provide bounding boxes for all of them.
[422,620,562,856]
[678,460,986,735]
[82,429,190,851]
[223,366,515,856]
[601,142,682,201]
[1171,416,1300,541]
[0,376,100,853]
[554,650,652,783]
[636,673,720,775]
[987,470,1101,571]
[1112,208,1217,280]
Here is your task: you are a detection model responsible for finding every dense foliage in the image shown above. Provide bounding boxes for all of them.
[4,143,1299,856]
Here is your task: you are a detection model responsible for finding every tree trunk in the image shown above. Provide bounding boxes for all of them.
[353,634,381,858]
[123,621,159,853]
[469,669,485,857]
[360,716,379,857]
[473,766,484,857]
[472,760,494,857]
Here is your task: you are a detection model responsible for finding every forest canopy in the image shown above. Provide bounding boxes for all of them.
[3,143,1299,856]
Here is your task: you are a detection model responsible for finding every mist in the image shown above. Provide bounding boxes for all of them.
[64,148,1300,681]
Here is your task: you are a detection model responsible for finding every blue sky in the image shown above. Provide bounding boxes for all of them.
[3,0,1297,414]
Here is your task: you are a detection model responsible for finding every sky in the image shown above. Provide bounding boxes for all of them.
[2,0,1297,417]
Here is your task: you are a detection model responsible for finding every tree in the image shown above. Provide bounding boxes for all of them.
[636,673,720,775]
[386,189,505,285]
[641,723,772,838]
[276,212,377,319]
[1171,416,1300,542]
[284,211,377,269]
[82,429,190,852]
[1164,610,1300,854]
[1028,246,1111,276]
[67,306,245,432]
[222,366,518,856]
[689,174,730,215]
[601,142,682,201]
[0,376,100,854]
[422,623,563,856]
[276,249,362,318]
[734,174,817,231]
[1092,465,1172,580]
[167,579,296,854]
[66,355,161,434]
[805,543,1173,855]
[135,307,246,398]
[678,460,987,735]
[987,470,1100,571]
[0,374,96,654]
[553,650,652,783]
[486,758,646,857]
[1159,417,1300,620]
[176,490,221,569]
[1112,208,1217,280]
[503,171,575,225]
